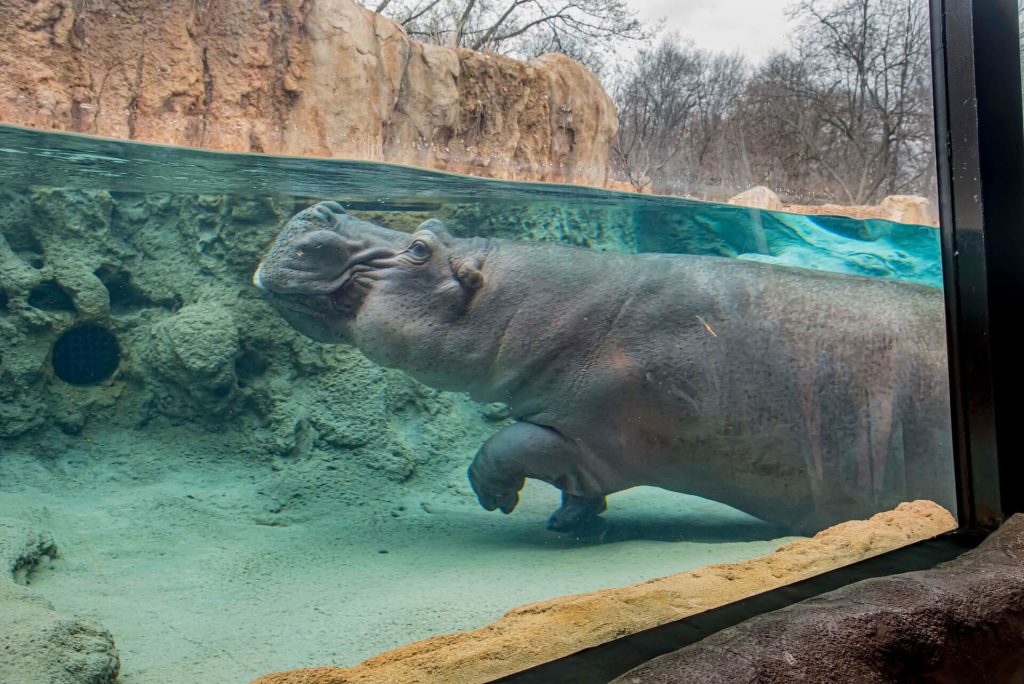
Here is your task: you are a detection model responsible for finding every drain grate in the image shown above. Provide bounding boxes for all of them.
[51,324,121,386]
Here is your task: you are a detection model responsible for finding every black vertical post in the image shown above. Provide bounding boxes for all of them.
[930,0,1024,529]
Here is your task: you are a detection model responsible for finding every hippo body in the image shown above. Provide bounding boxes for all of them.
[255,202,955,533]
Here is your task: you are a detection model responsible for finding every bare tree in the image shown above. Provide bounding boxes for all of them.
[611,36,749,195]
[682,51,749,191]
[770,0,933,203]
[376,0,934,205]
[371,0,653,77]
[732,52,829,199]
[612,0,933,204]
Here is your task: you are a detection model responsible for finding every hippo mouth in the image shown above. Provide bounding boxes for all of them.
[253,248,391,319]
[325,259,386,315]
[253,200,406,322]
[252,266,367,344]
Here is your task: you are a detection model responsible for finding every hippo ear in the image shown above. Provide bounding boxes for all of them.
[417,218,454,242]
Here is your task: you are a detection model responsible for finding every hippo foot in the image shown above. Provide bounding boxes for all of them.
[547,493,608,532]
[468,461,525,515]
[469,422,588,517]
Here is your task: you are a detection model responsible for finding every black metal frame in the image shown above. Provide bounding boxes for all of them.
[932,0,1024,529]
[497,1,1024,680]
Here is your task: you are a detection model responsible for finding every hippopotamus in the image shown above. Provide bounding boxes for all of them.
[254,201,955,534]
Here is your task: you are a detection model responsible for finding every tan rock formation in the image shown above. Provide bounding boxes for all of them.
[878,194,939,226]
[727,186,783,211]
[0,0,616,187]
[251,500,956,684]
[728,187,939,227]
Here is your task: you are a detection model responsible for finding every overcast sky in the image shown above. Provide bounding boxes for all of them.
[625,0,795,63]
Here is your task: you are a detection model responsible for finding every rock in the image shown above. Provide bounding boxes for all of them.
[0,0,616,188]
[878,194,938,226]
[0,520,120,684]
[0,582,121,684]
[613,513,1024,683]
[249,501,955,684]
[141,301,243,416]
[153,303,240,385]
[726,187,939,227]
[0,518,57,585]
[727,186,783,211]
[533,53,618,181]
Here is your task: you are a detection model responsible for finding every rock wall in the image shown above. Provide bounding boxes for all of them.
[0,188,491,483]
[0,0,617,186]
[614,514,1024,683]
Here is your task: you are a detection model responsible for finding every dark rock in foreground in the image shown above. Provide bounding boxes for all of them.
[614,514,1024,683]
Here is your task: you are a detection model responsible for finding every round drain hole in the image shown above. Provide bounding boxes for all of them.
[51,324,121,386]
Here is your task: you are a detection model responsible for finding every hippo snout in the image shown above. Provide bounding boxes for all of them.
[258,229,363,296]
[256,201,415,300]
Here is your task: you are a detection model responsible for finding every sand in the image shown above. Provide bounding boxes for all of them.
[0,425,811,684]
[252,501,955,684]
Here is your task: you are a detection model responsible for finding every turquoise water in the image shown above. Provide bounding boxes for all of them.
[0,123,951,684]
[0,124,942,285]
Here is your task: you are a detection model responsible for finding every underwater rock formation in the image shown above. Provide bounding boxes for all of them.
[250,501,956,684]
[2,188,615,503]
[0,518,120,684]
[0,0,616,187]
[615,513,1024,683]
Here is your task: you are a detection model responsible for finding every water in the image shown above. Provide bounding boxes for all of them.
[0,124,942,285]
[0,123,953,684]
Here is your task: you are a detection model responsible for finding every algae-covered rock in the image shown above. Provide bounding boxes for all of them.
[0,582,121,684]
[0,187,502,505]
[0,518,57,585]
[0,520,120,684]
[144,302,242,417]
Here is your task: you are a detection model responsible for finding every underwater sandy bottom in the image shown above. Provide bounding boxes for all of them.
[0,429,795,684]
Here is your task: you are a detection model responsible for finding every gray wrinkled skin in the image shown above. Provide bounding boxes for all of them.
[255,201,955,534]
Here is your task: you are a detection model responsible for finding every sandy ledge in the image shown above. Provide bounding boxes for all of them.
[253,500,956,684]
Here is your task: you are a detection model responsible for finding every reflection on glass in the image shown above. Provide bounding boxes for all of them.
[0,124,953,682]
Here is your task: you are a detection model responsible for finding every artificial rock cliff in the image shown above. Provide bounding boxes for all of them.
[0,0,617,186]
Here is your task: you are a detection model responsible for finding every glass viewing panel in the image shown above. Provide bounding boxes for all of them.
[0,120,955,681]
[0,1,953,681]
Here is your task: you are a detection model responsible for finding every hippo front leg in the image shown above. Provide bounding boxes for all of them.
[468,422,607,532]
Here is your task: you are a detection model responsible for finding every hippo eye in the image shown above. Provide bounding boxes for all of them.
[408,240,431,260]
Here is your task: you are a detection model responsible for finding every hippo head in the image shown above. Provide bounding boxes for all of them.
[254,201,487,372]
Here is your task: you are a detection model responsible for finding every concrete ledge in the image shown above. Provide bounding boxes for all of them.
[614,513,1024,683]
